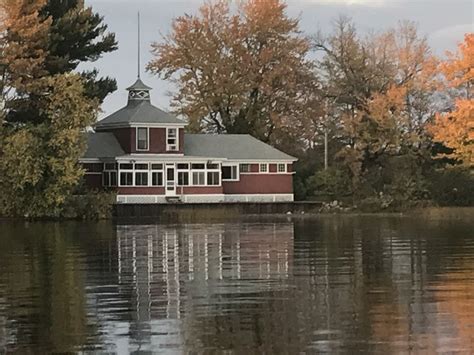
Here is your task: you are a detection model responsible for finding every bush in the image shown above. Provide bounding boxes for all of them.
[61,191,116,220]
[428,167,474,206]
[306,167,352,198]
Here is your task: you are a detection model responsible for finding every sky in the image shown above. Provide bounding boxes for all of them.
[83,0,473,118]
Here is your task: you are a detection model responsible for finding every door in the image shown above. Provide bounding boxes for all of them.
[165,165,176,196]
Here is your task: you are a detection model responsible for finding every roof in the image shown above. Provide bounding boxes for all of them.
[126,78,152,91]
[184,134,296,161]
[83,132,124,159]
[95,100,185,128]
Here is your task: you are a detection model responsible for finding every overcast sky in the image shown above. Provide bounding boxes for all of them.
[83,0,473,118]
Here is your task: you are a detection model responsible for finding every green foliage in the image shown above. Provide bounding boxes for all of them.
[42,0,118,103]
[428,167,474,206]
[0,75,98,218]
[61,191,116,220]
[306,167,352,198]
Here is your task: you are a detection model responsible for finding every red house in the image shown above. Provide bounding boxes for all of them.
[80,78,297,203]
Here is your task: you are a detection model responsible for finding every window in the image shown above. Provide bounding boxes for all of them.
[207,171,220,186]
[191,163,205,170]
[136,127,149,151]
[207,163,219,170]
[152,172,163,186]
[135,163,148,170]
[135,172,148,186]
[177,163,189,170]
[167,128,178,151]
[192,171,205,185]
[178,171,189,186]
[103,171,117,187]
[260,163,268,173]
[240,164,250,173]
[119,163,133,170]
[120,172,133,186]
[104,163,117,171]
[222,165,238,180]
[278,163,286,173]
[151,164,163,170]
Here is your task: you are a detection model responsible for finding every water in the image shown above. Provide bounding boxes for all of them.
[0,212,473,353]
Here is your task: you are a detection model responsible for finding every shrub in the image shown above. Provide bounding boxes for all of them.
[306,167,352,198]
[427,167,474,206]
[61,191,116,220]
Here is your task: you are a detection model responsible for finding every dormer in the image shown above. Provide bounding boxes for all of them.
[94,78,186,155]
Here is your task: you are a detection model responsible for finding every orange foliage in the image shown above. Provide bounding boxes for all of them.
[430,34,474,166]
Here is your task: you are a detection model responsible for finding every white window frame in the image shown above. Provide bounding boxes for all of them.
[103,163,118,187]
[277,163,287,173]
[166,127,179,151]
[136,127,149,151]
[259,163,268,173]
[240,163,251,173]
[222,164,239,181]
[151,165,164,187]
[192,171,206,186]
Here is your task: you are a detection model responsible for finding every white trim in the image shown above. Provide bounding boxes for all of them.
[135,127,149,151]
[84,172,102,175]
[116,155,225,162]
[116,193,294,204]
[226,159,298,163]
[221,164,239,181]
[95,122,185,130]
[79,158,101,163]
[240,172,295,175]
[259,163,268,173]
[277,163,287,173]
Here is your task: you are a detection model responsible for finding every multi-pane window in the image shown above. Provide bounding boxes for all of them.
[120,172,133,186]
[259,163,268,173]
[178,171,189,186]
[207,171,220,186]
[278,163,286,173]
[152,172,163,186]
[222,165,238,180]
[137,127,148,150]
[135,172,148,186]
[192,171,205,185]
[167,128,178,151]
[240,164,251,173]
[103,163,117,187]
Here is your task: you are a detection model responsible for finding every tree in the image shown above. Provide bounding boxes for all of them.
[0,75,98,217]
[147,0,319,151]
[430,33,474,167]
[1,0,116,125]
[41,0,118,102]
[313,18,438,193]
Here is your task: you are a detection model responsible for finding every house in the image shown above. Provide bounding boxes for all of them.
[80,77,297,204]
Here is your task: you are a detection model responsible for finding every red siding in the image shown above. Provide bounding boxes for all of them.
[250,164,259,172]
[287,163,293,172]
[269,164,277,173]
[117,187,165,195]
[223,174,293,194]
[100,127,185,154]
[180,186,223,194]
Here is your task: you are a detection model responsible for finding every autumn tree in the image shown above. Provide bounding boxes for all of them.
[430,33,473,167]
[2,0,116,125]
[312,18,438,197]
[148,0,320,151]
[0,0,100,217]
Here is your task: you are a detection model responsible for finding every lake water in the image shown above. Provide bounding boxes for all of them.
[0,211,473,353]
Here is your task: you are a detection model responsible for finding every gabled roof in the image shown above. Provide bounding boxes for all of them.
[83,132,124,159]
[94,101,185,129]
[184,134,296,161]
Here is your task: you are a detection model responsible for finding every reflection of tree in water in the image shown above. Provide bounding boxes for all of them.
[0,222,114,353]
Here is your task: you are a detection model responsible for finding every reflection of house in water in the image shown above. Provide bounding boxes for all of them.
[113,223,294,351]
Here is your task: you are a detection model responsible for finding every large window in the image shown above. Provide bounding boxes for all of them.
[167,128,178,151]
[207,171,220,186]
[120,172,133,186]
[178,171,189,186]
[192,171,205,185]
[151,164,163,186]
[222,165,238,180]
[136,127,149,151]
[103,163,117,187]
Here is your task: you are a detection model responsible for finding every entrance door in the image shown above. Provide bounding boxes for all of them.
[165,165,176,196]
